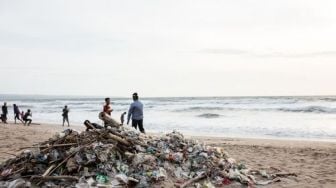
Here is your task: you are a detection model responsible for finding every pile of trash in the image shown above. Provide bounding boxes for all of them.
[0,123,295,187]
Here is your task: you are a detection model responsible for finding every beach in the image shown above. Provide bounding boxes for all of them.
[0,122,335,187]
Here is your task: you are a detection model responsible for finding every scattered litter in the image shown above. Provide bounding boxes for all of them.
[0,120,296,187]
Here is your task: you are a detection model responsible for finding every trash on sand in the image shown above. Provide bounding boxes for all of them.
[0,116,296,187]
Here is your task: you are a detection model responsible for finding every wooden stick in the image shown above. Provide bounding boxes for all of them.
[11,167,24,175]
[274,172,297,177]
[0,152,17,157]
[107,133,131,146]
[47,151,78,176]
[20,143,77,150]
[31,175,79,181]
[176,172,207,188]
[42,164,56,177]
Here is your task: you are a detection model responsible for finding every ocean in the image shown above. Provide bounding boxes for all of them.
[1,95,336,141]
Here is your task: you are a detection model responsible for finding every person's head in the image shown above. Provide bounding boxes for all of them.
[4,102,6,106]
[65,105,67,108]
[105,97,110,104]
[132,93,139,101]
[13,104,16,107]
[123,112,127,114]
[27,109,31,113]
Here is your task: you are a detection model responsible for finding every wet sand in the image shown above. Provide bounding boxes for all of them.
[0,122,335,187]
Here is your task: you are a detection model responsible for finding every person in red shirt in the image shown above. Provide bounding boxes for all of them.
[103,97,113,116]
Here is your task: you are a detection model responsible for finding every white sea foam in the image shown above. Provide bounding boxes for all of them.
[1,95,336,141]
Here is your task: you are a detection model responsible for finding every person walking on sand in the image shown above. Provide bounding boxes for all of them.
[1,102,8,124]
[23,109,32,126]
[13,104,23,124]
[127,93,145,133]
[62,105,70,127]
[120,112,126,125]
[103,97,113,116]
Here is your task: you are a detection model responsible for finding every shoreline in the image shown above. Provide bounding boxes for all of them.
[9,120,336,143]
[0,122,335,187]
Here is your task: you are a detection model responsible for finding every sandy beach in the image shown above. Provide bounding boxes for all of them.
[0,122,335,187]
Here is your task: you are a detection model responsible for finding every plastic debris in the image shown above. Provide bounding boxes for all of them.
[0,121,296,187]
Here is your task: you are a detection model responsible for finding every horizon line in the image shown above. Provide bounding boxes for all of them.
[1,93,336,99]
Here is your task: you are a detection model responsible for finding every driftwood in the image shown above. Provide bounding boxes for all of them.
[20,143,77,150]
[42,164,56,177]
[98,112,121,128]
[274,172,297,177]
[176,172,207,188]
[107,133,131,146]
[0,152,17,157]
[31,175,79,181]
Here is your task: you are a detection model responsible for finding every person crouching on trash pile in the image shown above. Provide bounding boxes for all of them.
[84,120,103,131]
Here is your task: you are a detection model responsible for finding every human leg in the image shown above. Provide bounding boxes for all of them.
[27,118,32,126]
[3,114,7,123]
[132,119,138,130]
[66,116,69,126]
[138,119,145,133]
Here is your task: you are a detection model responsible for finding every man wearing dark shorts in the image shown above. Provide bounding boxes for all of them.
[62,105,70,126]
[127,93,145,133]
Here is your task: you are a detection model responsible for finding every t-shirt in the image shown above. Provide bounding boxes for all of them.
[14,106,20,114]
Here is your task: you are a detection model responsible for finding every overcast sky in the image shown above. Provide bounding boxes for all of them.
[1,0,336,97]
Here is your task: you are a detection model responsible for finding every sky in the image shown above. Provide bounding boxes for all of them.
[1,0,336,97]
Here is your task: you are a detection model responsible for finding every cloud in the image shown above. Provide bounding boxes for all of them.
[198,48,248,55]
[256,51,336,58]
[199,48,336,58]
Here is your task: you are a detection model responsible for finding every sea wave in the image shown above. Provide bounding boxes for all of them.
[174,105,336,114]
[197,113,220,118]
[174,106,224,112]
[276,106,336,114]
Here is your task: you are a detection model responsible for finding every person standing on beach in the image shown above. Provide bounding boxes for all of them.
[103,97,113,116]
[127,93,145,133]
[13,104,23,124]
[62,105,70,127]
[120,112,126,125]
[20,111,24,120]
[23,109,32,126]
[1,102,8,124]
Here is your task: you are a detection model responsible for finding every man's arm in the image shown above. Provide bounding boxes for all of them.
[127,104,134,125]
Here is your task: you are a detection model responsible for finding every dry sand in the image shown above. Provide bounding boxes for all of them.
[0,122,335,187]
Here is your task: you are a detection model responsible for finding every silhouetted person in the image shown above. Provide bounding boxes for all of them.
[1,102,8,124]
[62,105,70,127]
[13,104,23,124]
[20,111,24,120]
[127,93,145,133]
[120,112,126,125]
[23,109,32,126]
